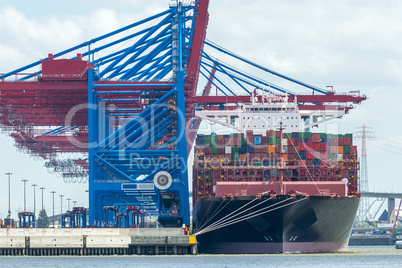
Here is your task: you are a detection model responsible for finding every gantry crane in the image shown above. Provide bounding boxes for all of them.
[0,0,365,227]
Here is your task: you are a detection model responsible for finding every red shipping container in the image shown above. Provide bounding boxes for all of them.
[351,145,357,154]
[205,147,212,154]
[313,143,321,151]
[261,136,268,145]
[224,138,231,146]
[288,146,296,154]
[306,151,314,159]
[329,138,338,146]
[320,152,328,159]
[320,143,327,151]
[232,138,239,146]
[299,143,306,151]
[288,138,297,146]
[338,138,344,146]
[299,160,306,167]
[344,137,351,146]
[312,133,321,143]
[306,143,313,151]
[321,160,328,167]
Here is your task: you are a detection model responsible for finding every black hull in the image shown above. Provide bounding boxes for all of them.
[193,195,359,254]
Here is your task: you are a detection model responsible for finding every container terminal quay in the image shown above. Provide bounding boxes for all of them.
[1,0,401,255]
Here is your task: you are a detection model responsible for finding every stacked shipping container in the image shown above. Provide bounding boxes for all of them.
[193,130,359,201]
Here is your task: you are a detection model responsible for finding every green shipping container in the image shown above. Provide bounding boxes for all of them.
[240,138,247,146]
[211,135,218,145]
[299,132,312,138]
[254,161,261,167]
[329,153,337,160]
[319,133,327,138]
[284,133,292,139]
[269,161,276,166]
[268,137,275,145]
[343,145,350,154]
[268,137,280,145]
[232,153,239,161]
[232,146,239,154]
[230,133,238,138]
[203,135,211,145]
[211,146,218,154]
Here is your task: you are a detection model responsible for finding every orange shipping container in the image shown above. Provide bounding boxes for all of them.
[337,146,344,154]
[282,154,288,161]
[268,145,276,153]
[239,154,247,162]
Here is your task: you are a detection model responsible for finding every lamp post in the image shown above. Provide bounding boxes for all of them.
[32,184,38,227]
[21,179,28,212]
[51,191,56,227]
[59,195,64,227]
[59,195,64,215]
[5,173,12,219]
[73,201,77,208]
[67,198,71,211]
[40,187,45,211]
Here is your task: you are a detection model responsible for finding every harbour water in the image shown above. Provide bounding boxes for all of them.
[0,246,401,267]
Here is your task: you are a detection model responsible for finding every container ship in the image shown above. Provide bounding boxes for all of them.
[192,99,360,254]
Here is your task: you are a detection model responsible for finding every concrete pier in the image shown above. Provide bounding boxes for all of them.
[0,228,197,256]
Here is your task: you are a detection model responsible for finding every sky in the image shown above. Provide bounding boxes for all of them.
[0,0,401,220]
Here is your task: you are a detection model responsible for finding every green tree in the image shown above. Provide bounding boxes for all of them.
[37,209,49,228]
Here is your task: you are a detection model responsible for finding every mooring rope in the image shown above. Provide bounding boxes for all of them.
[196,197,262,235]
[195,197,307,236]
[197,198,232,231]
[196,197,289,235]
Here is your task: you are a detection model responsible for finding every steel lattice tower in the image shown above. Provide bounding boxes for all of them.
[355,124,376,221]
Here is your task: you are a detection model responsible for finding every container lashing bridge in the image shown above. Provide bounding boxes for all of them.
[0,0,366,228]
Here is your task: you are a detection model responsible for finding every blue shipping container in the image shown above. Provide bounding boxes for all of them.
[196,138,204,145]
[313,159,321,166]
[239,146,247,154]
[254,136,261,145]
[247,145,254,153]
[299,151,307,159]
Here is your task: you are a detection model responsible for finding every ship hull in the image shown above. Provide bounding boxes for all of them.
[193,195,359,254]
